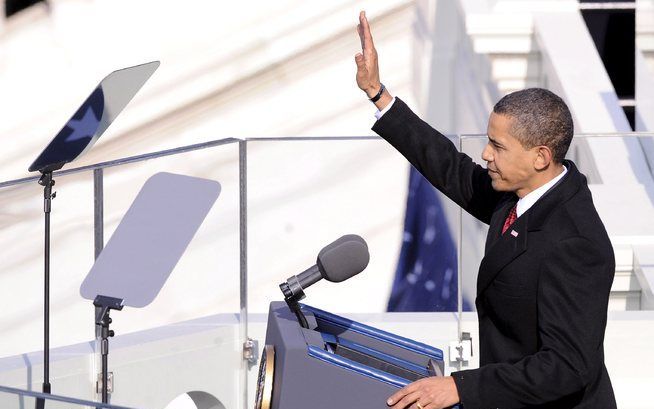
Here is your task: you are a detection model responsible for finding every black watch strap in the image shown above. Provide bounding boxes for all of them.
[369,83,385,103]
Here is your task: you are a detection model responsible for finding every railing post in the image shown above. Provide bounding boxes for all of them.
[457,135,463,370]
[93,168,105,399]
[93,168,104,259]
[239,140,249,409]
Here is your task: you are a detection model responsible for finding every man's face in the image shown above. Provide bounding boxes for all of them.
[482,112,538,197]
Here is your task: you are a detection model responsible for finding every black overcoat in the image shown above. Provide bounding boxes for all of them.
[372,98,617,409]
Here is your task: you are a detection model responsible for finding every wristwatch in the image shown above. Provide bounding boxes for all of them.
[369,83,385,103]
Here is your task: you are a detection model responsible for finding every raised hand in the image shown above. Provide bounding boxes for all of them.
[355,11,384,100]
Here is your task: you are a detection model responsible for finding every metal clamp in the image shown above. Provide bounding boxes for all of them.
[243,338,259,364]
[96,372,114,394]
[449,332,473,363]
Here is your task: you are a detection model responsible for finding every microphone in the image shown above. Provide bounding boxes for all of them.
[279,234,370,301]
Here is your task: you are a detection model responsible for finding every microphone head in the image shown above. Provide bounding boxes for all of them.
[316,234,369,282]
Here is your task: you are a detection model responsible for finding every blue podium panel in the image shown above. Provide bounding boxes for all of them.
[259,302,446,409]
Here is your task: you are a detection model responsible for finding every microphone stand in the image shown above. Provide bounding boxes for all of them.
[36,171,56,409]
[279,283,309,329]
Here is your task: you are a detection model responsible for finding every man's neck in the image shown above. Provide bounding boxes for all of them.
[516,163,566,198]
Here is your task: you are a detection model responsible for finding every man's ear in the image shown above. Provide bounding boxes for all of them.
[534,146,553,171]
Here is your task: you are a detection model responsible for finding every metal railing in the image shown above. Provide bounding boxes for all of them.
[1,132,652,322]
[0,384,138,409]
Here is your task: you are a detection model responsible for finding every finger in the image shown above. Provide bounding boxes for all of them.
[359,9,366,47]
[357,24,364,50]
[388,384,418,406]
[409,399,433,409]
[391,391,421,409]
[360,10,375,50]
[354,53,366,71]
[412,392,433,409]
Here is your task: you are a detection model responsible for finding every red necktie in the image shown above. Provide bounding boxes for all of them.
[502,204,517,235]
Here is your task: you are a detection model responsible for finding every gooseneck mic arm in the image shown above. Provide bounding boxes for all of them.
[282,294,310,329]
[279,234,370,328]
[279,266,318,329]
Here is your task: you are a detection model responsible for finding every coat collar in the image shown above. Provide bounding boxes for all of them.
[476,160,584,296]
[522,160,583,232]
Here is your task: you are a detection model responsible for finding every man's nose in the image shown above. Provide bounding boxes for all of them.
[482,143,493,162]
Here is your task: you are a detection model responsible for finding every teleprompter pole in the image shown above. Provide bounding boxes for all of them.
[36,171,55,409]
[93,295,124,406]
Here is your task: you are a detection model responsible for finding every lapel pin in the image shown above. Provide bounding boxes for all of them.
[511,230,519,237]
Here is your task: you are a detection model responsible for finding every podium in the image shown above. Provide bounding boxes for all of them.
[257,302,445,409]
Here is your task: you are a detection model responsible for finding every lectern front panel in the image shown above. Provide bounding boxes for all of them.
[261,302,446,409]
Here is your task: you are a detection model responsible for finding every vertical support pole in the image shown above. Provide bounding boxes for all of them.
[92,168,104,400]
[238,140,248,409]
[456,135,463,371]
[36,171,55,409]
[93,168,104,259]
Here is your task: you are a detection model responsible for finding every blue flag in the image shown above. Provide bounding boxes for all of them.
[387,167,470,312]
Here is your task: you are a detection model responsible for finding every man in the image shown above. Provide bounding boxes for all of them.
[355,11,616,409]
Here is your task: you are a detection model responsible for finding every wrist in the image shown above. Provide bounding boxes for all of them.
[365,82,382,98]
[373,89,392,111]
[368,83,386,103]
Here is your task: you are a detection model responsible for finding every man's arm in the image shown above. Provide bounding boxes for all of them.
[373,98,501,224]
[355,11,503,223]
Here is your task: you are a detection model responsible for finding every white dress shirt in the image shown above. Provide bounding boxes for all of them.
[515,165,567,217]
[374,97,396,120]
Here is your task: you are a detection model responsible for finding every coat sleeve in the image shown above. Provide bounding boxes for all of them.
[371,97,503,224]
[451,236,614,408]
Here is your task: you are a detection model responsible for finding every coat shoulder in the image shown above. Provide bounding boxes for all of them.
[543,185,613,257]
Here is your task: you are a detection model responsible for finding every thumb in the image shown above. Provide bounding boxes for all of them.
[354,53,365,68]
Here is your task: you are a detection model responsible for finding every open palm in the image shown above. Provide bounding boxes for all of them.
[355,11,381,97]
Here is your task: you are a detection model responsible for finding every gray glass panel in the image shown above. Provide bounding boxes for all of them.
[80,172,220,308]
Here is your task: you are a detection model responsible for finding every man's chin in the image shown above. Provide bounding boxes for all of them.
[490,180,509,192]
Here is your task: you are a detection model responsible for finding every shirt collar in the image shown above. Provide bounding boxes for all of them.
[516,165,568,217]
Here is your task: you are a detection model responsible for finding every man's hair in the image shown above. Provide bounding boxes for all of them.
[493,88,573,163]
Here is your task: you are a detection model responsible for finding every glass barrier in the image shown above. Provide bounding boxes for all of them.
[0,141,243,342]
[0,139,243,409]
[243,137,463,408]
[96,141,243,409]
[2,134,654,409]
[245,137,413,314]
[0,384,137,409]
[100,141,242,335]
[0,169,96,359]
